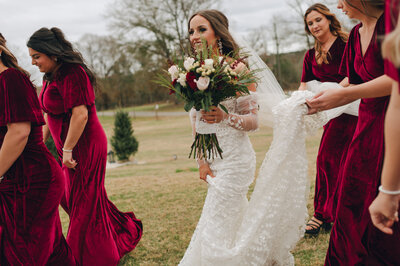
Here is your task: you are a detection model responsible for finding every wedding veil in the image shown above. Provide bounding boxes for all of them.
[233,32,287,127]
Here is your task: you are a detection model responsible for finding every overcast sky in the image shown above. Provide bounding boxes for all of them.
[1,0,293,81]
[1,0,289,52]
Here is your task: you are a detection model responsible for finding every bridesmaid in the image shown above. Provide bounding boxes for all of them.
[307,0,400,264]
[299,3,358,235]
[27,27,143,265]
[0,33,75,265]
[369,0,400,235]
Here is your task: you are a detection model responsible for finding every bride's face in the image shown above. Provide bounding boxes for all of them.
[189,15,218,51]
[306,11,332,40]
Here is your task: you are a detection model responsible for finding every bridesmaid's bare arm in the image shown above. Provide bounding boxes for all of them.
[369,82,400,234]
[297,82,307,91]
[339,77,350,87]
[62,105,88,169]
[307,75,392,111]
[0,122,31,177]
[381,82,400,191]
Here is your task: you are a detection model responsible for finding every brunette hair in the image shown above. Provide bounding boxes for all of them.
[0,33,30,76]
[344,0,384,18]
[27,27,97,90]
[188,10,239,57]
[304,3,348,65]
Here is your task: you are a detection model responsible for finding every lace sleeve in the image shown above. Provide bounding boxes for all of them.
[224,93,259,131]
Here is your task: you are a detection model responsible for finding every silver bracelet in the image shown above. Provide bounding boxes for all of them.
[62,147,73,152]
[378,185,400,195]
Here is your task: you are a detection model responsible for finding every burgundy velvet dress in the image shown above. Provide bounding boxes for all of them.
[325,13,400,265]
[39,64,142,265]
[0,68,75,265]
[301,38,358,223]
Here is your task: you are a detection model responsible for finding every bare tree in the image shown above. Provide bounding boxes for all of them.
[106,0,217,61]
[285,0,315,50]
[269,15,292,82]
[76,34,128,79]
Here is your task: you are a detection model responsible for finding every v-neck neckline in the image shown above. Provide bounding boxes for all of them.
[357,15,382,59]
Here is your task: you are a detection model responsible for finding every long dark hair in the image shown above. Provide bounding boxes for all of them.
[27,27,98,90]
[0,33,30,77]
[188,10,239,57]
[304,3,348,65]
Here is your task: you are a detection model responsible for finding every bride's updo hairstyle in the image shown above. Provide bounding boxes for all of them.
[27,27,97,89]
[304,3,348,65]
[0,33,29,76]
[188,10,240,58]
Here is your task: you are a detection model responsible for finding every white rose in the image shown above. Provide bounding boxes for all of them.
[195,76,210,91]
[168,65,179,81]
[177,73,187,87]
[203,59,215,70]
[184,57,196,71]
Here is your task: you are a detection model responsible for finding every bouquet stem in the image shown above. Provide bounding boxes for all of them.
[189,133,223,160]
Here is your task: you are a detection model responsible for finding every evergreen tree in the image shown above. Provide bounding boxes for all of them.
[111,111,139,161]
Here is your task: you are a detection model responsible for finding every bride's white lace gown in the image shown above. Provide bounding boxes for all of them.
[180,82,359,266]
[180,94,259,266]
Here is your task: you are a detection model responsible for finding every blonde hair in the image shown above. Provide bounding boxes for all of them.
[304,3,348,65]
[382,14,400,67]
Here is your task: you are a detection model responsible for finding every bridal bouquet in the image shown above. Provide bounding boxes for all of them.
[157,46,257,160]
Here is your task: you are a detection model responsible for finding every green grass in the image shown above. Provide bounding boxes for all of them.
[59,113,327,265]
[104,102,184,113]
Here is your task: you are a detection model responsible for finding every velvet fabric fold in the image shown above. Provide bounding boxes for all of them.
[40,63,142,265]
[0,68,75,265]
[301,37,358,223]
[325,12,400,265]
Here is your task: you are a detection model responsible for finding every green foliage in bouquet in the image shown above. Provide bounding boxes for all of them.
[111,111,139,161]
[156,41,258,160]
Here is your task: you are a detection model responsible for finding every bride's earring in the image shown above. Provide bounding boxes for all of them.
[218,39,223,55]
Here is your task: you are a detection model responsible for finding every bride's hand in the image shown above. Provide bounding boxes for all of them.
[199,163,215,183]
[201,106,228,124]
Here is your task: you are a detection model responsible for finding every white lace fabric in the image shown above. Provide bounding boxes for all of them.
[224,93,259,131]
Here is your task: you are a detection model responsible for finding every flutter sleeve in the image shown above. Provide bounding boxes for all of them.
[224,92,259,131]
[339,26,360,84]
[301,50,316,82]
[58,65,95,113]
[0,69,44,127]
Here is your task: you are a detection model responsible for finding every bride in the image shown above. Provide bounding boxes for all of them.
[180,9,359,266]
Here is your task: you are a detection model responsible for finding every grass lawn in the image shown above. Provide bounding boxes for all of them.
[60,113,328,265]
[103,102,184,113]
